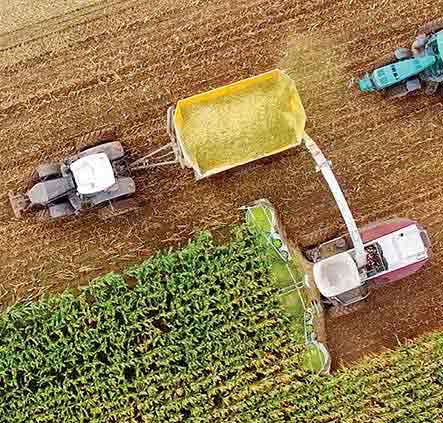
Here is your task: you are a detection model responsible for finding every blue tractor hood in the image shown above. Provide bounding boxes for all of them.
[359,55,436,93]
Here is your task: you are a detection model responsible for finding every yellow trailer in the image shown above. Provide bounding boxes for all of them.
[131,69,306,179]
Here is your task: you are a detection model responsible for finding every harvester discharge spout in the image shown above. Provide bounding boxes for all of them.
[302,134,367,269]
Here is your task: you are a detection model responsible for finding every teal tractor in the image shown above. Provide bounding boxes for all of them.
[357,19,443,97]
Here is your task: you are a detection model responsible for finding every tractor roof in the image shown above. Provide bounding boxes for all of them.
[377,224,428,269]
[70,153,116,195]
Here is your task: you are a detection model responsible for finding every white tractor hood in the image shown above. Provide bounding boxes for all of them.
[313,252,361,298]
[70,153,116,195]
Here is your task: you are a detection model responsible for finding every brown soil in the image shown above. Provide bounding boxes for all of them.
[1,0,443,367]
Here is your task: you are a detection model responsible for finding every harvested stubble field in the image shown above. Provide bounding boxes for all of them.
[1,0,443,368]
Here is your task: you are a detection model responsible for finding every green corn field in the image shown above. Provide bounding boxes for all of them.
[0,226,442,422]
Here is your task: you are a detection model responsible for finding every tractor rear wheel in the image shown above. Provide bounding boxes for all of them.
[424,81,440,96]
[418,18,443,35]
[79,126,117,152]
[394,48,412,60]
[98,198,140,220]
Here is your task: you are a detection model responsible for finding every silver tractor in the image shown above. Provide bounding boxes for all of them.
[9,128,138,221]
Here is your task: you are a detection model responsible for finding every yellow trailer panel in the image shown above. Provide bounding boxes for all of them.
[173,69,306,179]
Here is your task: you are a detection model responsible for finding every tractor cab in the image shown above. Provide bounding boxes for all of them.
[69,153,116,195]
[367,224,429,275]
[422,31,443,79]
[423,31,443,61]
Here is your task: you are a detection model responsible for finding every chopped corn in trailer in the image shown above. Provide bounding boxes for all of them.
[133,69,307,178]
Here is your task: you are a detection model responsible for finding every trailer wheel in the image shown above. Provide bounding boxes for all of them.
[79,126,117,152]
[98,198,140,220]
[418,18,443,35]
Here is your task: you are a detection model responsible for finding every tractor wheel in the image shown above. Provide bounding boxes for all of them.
[383,83,412,98]
[394,48,412,60]
[424,81,440,96]
[418,17,443,35]
[27,163,62,189]
[328,305,354,318]
[328,301,367,318]
[98,198,140,220]
[28,170,41,188]
[79,126,117,152]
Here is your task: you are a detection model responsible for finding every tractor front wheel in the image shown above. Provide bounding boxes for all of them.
[27,163,62,189]
[383,83,416,98]
[370,53,397,70]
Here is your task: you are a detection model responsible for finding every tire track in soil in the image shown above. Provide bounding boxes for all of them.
[2,0,443,367]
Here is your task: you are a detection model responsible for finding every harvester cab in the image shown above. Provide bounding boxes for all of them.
[357,19,443,97]
[301,135,431,307]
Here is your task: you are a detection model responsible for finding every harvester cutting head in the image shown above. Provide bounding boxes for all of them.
[9,131,138,221]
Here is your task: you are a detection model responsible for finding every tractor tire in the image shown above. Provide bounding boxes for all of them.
[418,17,443,35]
[303,247,319,263]
[394,47,412,60]
[28,171,41,188]
[383,83,412,98]
[98,198,140,220]
[424,81,440,96]
[79,126,117,152]
[27,163,62,189]
[37,163,62,180]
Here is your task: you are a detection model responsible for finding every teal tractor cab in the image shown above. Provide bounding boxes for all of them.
[357,19,443,97]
